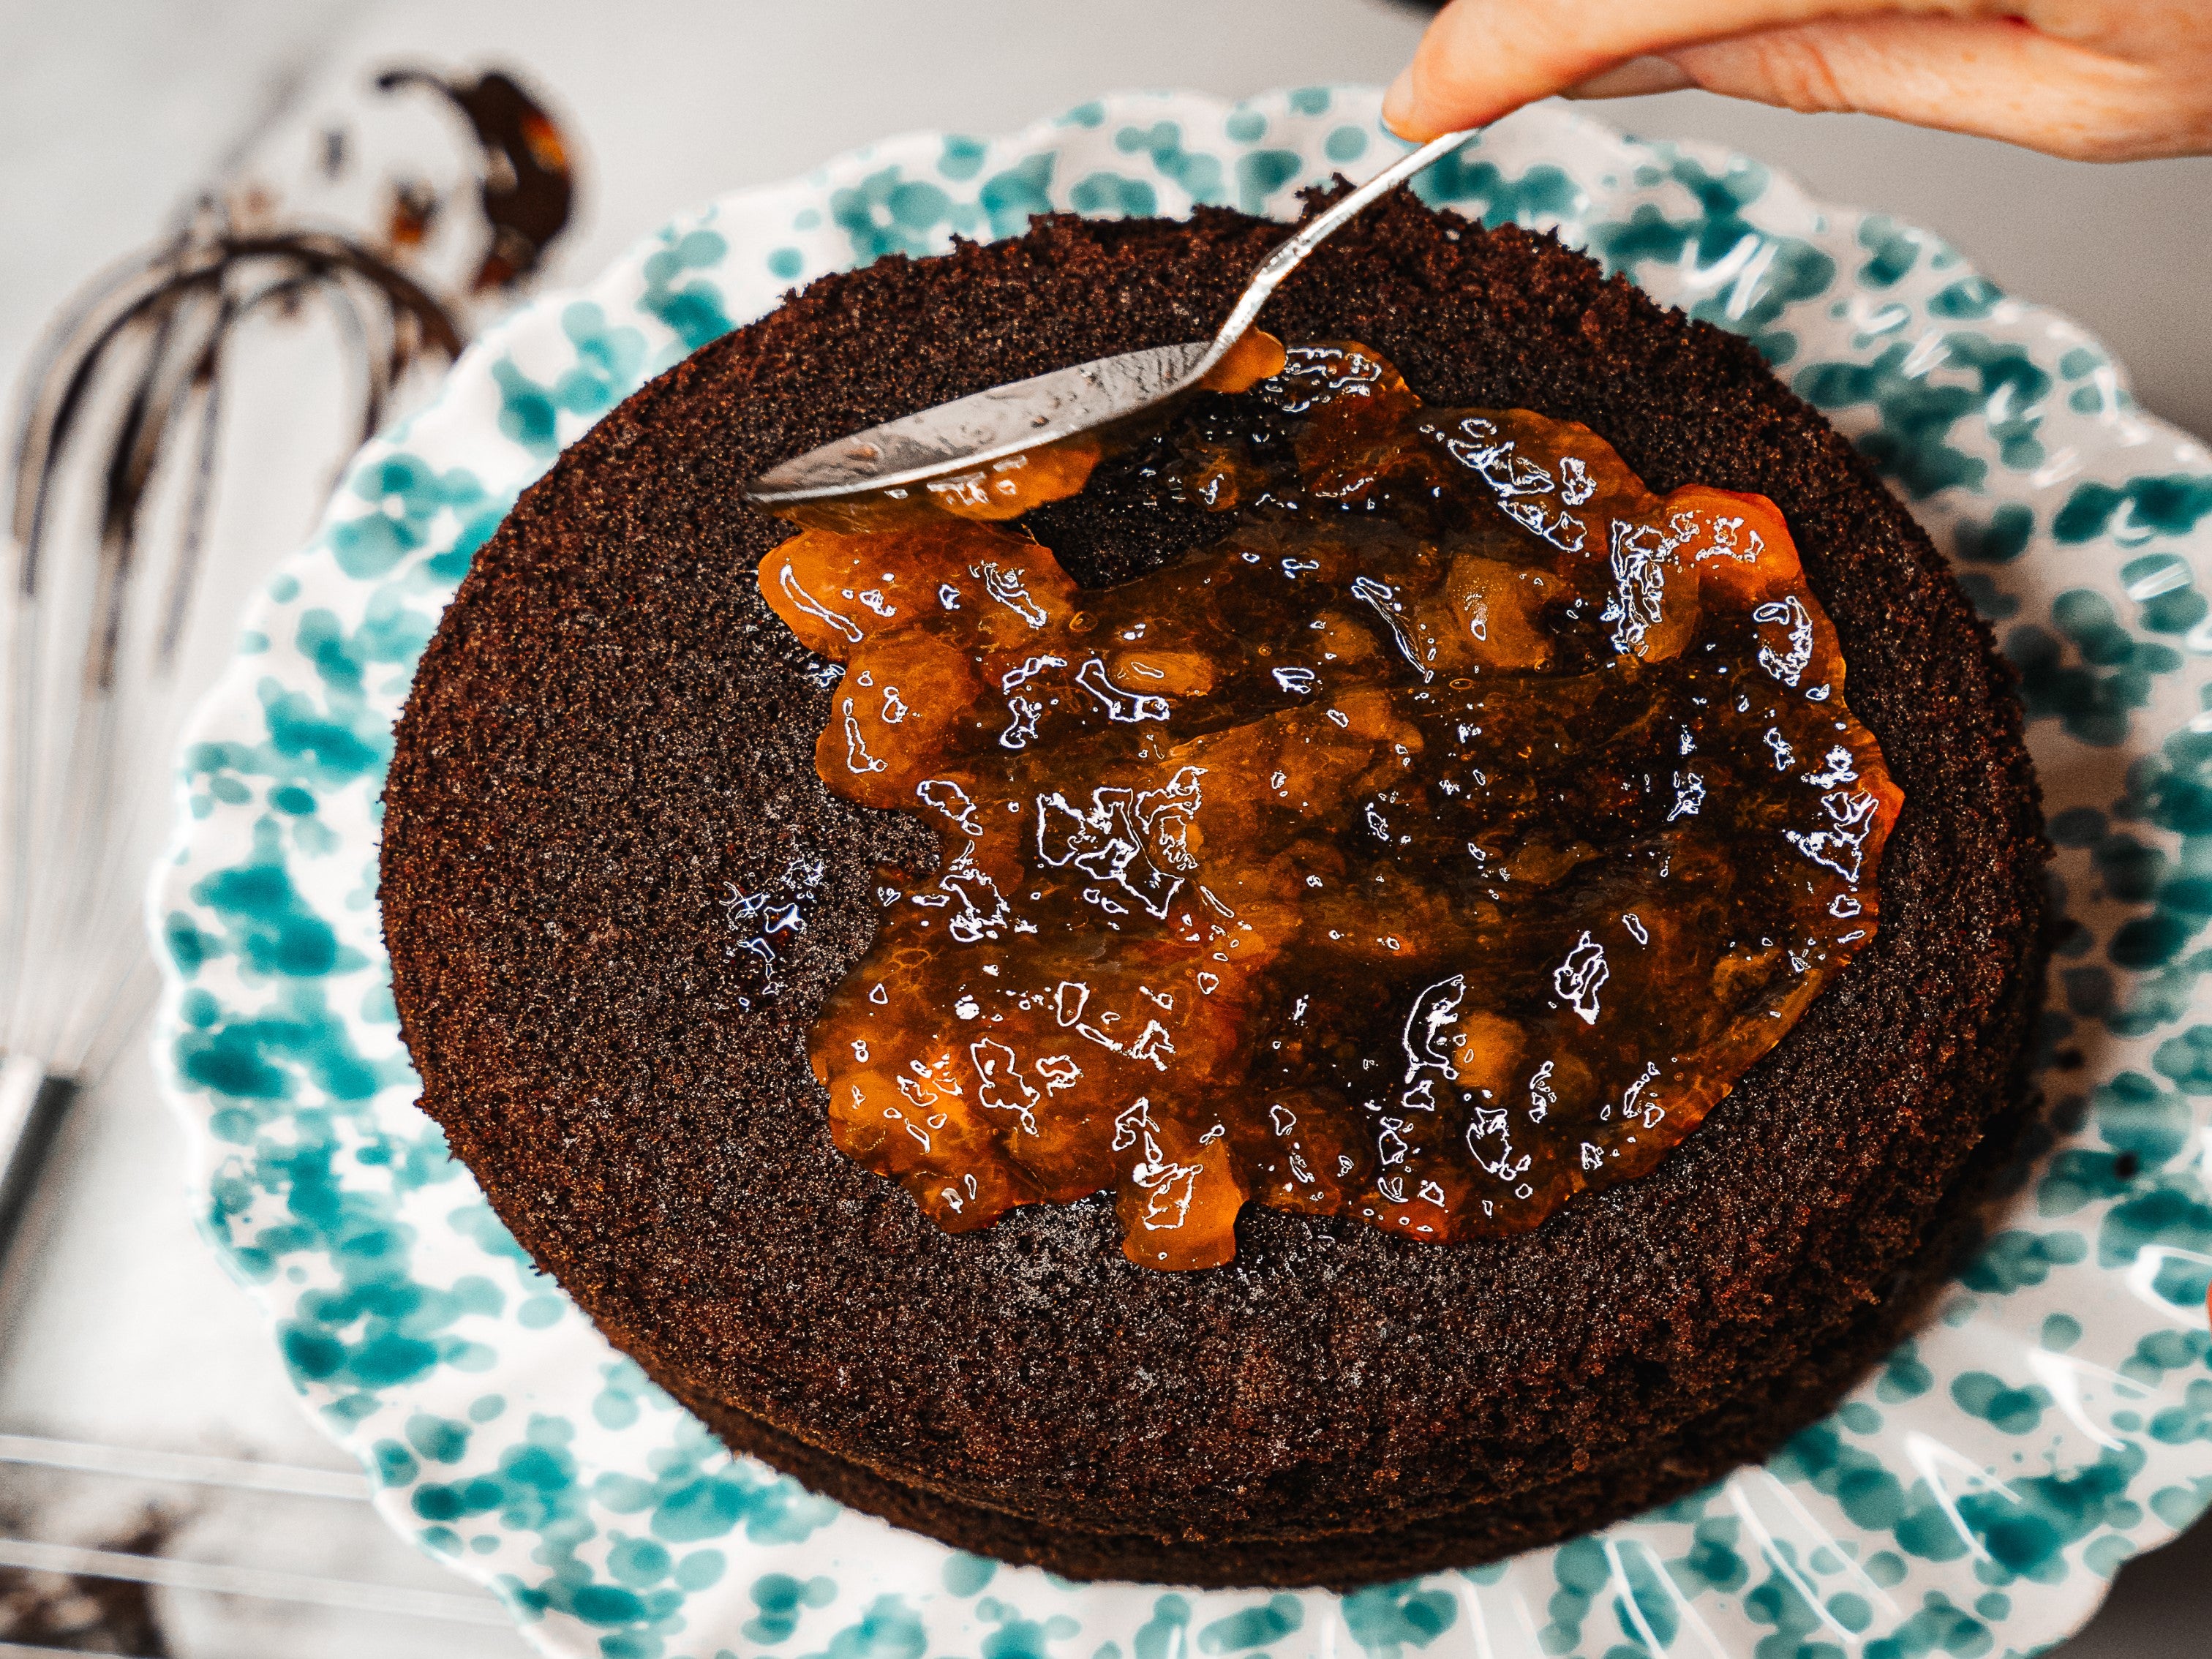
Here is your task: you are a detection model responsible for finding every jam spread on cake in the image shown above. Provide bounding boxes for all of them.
[760,341,1902,1269]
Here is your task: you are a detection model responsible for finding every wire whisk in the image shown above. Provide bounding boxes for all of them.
[0,200,465,1254]
[0,60,578,1266]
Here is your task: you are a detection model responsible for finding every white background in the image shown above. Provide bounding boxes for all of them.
[1,2,2205,1654]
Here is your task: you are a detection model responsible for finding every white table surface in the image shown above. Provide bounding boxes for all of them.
[1,3,2205,1654]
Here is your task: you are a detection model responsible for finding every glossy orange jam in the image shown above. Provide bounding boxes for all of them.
[761,340,1901,1270]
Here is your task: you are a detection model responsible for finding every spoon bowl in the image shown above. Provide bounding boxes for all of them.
[748,342,1207,505]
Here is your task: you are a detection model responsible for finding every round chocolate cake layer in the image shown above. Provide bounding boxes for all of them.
[381,198,2047,1587]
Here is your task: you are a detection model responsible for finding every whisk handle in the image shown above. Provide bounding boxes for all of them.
[0,1054,78,1276]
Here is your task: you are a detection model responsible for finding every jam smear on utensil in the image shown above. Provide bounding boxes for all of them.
[761,341,1901,1269]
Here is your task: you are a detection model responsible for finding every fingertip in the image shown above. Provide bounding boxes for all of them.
[1382,66,1436,141]
[1387,0,1623,140]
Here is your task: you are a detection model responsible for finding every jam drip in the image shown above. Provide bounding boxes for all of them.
[760,342,1901,1270]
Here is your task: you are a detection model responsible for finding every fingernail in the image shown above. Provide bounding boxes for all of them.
[1382,67,1420,138]
[1562,56,1695,101]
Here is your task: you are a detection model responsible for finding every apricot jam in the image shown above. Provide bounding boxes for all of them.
[760,341,1901,1270]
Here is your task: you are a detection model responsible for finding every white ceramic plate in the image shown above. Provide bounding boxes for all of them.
[152,86,2212,1659]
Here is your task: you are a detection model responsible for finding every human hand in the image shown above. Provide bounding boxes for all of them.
[1384,1,2212,162]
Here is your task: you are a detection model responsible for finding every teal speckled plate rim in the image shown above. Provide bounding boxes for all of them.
[149,86,2212,1659]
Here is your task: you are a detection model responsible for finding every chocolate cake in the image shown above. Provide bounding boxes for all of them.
[380,195,2047,1587]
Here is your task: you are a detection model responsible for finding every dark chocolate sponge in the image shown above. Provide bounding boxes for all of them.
[381,198,2047,1587]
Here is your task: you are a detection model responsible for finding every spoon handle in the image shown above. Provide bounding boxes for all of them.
[1196,127,1478,377]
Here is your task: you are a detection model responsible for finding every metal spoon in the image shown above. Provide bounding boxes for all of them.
[746,127,1478,506]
